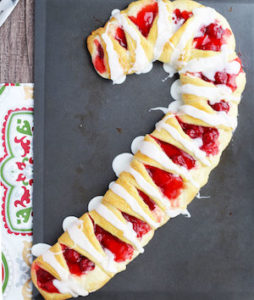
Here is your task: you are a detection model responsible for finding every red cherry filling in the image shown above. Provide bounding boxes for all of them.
[138,190,164,222]
[172,9,193,25]
[94,224,134,262]
[145,165,183,200]
[94,39,106,74]
[138,189,156,211]
[198,70,238,92]
[151,136,196,170]
[177,117,219,156]
[128,2,158,37]
[208,100,230,113]
[115,27,127,49]
[61,244,95,276]
[36,265,60,294]
[197,57,242,92]
[122,212,151,238]
[193,22,231,51]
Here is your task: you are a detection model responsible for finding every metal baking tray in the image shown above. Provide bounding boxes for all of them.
[33,0,254,299]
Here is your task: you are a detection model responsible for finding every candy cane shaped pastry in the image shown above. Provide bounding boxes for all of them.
[31,0,246,298]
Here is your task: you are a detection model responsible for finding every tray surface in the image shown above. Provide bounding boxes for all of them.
[33,0,254,299]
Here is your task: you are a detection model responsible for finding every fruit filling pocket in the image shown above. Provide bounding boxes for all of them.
[94,223,134,262]
[172,9,193,26]
[94,39,106,74]
[36,265,60,294]
[61,244,95,276]
[128,2,158,37]
[122,212,151,238]
[151,136,196,170]
[193,22,231,51]
[145,164,183,200]
[177,117,219,156]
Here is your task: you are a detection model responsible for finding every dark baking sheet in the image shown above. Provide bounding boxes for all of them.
[33,0,254,299]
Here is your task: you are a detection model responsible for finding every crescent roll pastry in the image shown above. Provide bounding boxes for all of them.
[31,0,246,299]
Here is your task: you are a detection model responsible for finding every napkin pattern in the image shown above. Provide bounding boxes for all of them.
[1,84,33,299]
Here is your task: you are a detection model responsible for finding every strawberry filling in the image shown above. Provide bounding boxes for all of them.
[94,224,134,262]
[36,265,60,294]
[94,39,106,74]
[151,136,196,170]
[128,2,158,37]
[122,212,151,238]
[145,165,183,200]
[61,244,95,276]
[172,9,193,25]
[208,100,230,113]
[115,27,128,49]
[177,117,219,156]
[193,22,231,51]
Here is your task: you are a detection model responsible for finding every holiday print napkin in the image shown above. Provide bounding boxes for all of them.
[0,84,33,300]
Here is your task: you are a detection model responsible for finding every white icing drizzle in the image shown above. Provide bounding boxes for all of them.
[102,25,126,84]
[139,141,198,187]
[162,73,171,82]
[193,137,203,148]
[163,63,177,77]
[88,196,103,212]
[131,136,144,154]
[109,181,159,228]
[126,167,174,215]
[196,191,210,199]
[179,46,240,83]
[168,100,183,113]
[95,203,144,252]
[149,106,169,114]
[170,46,241,104]
[170,79,182,101]
[179,105,237,129]
[103,249,117,272]
[164,7,217,71]
[67,220,103,262]
[42,250,88,297]
[167,208,191,218]
[180,83,240,104]
[32,243,51,257]
[53,278,88,297]
[42,250,68,280]
[112,9,153,74]
[156,119,210,166]
[112,153,133,177]
[225,60,241,75]
[154,0,173,60]
[67,220,117,273]
[62,216,79,231]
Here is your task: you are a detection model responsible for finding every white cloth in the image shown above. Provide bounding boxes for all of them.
[0,0,19,27]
